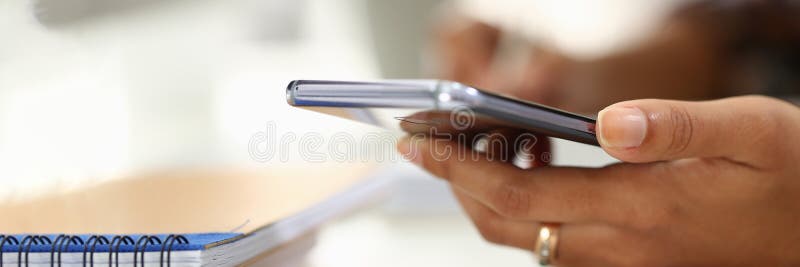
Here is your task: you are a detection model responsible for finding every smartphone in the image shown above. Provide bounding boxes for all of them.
[286,80,598,146]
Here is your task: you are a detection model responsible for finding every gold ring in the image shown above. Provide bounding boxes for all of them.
[534,223,560,266]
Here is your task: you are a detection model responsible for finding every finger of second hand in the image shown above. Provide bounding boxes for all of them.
[398,130,543,170]
[473,129,523,163]
[461,128,550,169]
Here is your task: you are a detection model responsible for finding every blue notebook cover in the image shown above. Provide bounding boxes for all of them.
[0,233,241,265]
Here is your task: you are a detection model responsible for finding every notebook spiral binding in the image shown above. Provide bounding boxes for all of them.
[0,234,189,267]
[52,235,83,267]
[0,236,19,267]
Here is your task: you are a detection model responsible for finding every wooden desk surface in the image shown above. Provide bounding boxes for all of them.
[0,163,373,234]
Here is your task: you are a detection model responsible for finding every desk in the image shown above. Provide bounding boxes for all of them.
[242,209,537,267]
[291,140,617,267]
[308,210,537,267]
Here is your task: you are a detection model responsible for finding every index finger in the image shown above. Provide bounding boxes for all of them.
[397,136,658,225]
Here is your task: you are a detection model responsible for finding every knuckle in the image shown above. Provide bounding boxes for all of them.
[665,103,695,156]
[735,95,798,165]
[754,98,793,137]
[489,182,532,218]
[738,95,795,138]
[473,217,505,245]
[745,97,781,129]
[744,95,787,109]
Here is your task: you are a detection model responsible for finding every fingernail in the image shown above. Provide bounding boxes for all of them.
[397,137,423,165]
[473,137,488,153]
[597,107,647,148]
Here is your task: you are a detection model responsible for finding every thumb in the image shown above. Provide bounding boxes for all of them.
[596,96,795,166]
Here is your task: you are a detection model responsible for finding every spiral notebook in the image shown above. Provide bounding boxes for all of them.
[0,233,236,266]
[0,164,388,266]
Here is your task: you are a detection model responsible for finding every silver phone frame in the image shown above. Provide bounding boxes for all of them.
[286,80,598,146]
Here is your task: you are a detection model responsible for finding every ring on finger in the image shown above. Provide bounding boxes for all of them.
[534,223,560,266]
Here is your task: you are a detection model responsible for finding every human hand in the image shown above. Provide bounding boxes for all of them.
[397,95,800,266]
[432,8,727,114]
[433,16,568,106]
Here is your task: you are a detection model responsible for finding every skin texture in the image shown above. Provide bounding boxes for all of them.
[433,8,729,114]
[397,96,800,266]
[412,3,800,265]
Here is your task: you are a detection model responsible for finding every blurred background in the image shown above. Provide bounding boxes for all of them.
[1,0,798,266]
